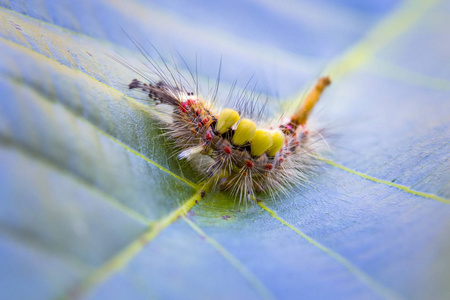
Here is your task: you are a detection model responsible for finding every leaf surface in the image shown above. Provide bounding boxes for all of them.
[0,1,449,300]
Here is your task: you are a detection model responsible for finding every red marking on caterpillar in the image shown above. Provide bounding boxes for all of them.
[202,116,210,125]
[245,160,254,169]
[186,99,196,106]
[223,145,232,155]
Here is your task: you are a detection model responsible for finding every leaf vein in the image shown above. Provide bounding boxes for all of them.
[319,157,450,204]
[63,189,205,299]
[0,39,197,188]
[257,202,405,300]
[183,216,277,300]
[0,136,150,225]
[366,58,450,91]
[286,0,443,109]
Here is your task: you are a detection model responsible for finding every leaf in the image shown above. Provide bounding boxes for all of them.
[0,1,449,300]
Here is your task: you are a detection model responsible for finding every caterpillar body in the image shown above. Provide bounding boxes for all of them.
[124,49,330,204]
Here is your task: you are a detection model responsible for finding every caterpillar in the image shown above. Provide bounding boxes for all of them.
[118,43,330,204]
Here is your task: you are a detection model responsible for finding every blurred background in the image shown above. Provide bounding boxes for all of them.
[1,0,403,96]
[1,0,449,300]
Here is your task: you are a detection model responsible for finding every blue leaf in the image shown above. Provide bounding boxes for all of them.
[0,1,449,299]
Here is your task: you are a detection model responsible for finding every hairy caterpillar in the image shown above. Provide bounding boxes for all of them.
[116,41,330,204]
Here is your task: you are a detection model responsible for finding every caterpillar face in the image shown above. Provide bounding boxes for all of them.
[128,75,330,204]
